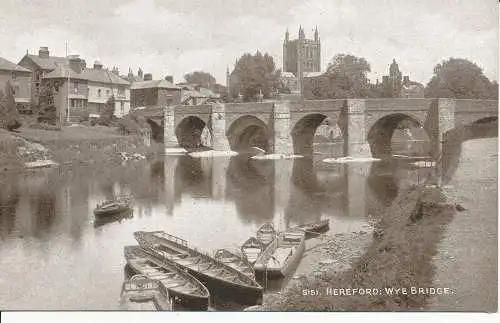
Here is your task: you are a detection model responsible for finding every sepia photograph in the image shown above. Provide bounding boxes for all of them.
[0,0,498,317]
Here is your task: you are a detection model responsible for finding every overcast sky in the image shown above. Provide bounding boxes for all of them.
[0,0,497,85]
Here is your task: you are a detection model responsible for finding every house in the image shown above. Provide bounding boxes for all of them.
[177,83,220,105]
[41,55,131,122]
[0,57,32,111]
[130,74,182,109]
[18,47,72,105]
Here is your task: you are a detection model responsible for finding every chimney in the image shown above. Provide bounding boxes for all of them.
[68,55,82,74]
[38,46,49,59]
[144,73,153,81]
[138,68,143,79]
[93,60,103,70]
[80,59,87,70]
[165,75,173,83]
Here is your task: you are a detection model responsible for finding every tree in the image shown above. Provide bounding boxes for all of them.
[230,51,281,101]
[184,71,217,88]
[99,95,115,126]
[303,54,372,99]
[0,82,21,131]
[425,58,498,99]
[37,82,58,125]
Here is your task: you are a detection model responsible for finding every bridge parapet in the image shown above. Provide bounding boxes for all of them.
[454,99,498,113]
[225,102,274,114]
[365,98,433,112]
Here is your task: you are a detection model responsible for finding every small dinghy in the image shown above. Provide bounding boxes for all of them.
[214,248,255,280]
[94,196,132,217]
[253,228,306,278]
[294,219,330,239]
[124,245,210,311]
[119,274,173,311]
[256,222,277,246]
[240,237,265,265]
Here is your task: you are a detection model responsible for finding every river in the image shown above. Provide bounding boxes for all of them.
[0,140,455,310]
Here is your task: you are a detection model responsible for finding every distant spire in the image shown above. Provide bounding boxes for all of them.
[285,28,289,42]
[299,25,305,39]
[314,26,319,41]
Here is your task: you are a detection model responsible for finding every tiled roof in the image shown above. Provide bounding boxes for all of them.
[24,54,68,70]
[43,65,130,85]
[131,80,180,90]
[181,87,220,103]
[0,57,32,73]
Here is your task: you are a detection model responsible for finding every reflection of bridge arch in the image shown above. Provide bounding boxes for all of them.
[440,117,498,184]
[226,115,270,152]
[175,116,209,148]
[367,113,429,158]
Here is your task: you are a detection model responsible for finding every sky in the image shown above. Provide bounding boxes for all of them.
[0,0,498,86]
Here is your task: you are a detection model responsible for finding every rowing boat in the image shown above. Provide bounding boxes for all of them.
[256,222,276,246]
[119,274,173,311]
[134,231,263,306]
[294,219,330,239]
[214,248,255,280]
[240,237,265,265]
[253,228,306,278]
[124,245,210,311]
[94,196,132,217]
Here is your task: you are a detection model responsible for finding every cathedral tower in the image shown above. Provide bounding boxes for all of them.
[282,26,321,77]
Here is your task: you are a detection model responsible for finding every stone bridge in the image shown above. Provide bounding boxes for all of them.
[135,98,498,160]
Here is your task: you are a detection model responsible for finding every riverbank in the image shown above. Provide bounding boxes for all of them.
[264,185,457,310]
[0,126,162,172]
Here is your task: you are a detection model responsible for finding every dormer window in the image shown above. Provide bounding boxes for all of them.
[12,72,17,80]
[98,89,102,97]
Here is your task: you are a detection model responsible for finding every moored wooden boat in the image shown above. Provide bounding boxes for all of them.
[124,245,210,311]
[256,222,277,246]
[94,209,133,228]
[240,237,265,265]
[94,196,132,217]
[119,274,173,311]
[253,228,306,278]
[295,219,330,239]
[214,248,255,280]
[134,231,263,306]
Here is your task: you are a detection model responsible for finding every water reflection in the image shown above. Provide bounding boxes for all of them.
[0,150,432,309]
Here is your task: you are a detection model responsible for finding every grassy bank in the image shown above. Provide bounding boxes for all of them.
[270,186,456,310]
[0,130,24,171]
[15,126,163,167]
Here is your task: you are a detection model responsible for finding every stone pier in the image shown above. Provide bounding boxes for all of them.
[163,105,179,150]
[346,162,369,218]
[346,99,372,157]
[273,101,294,155]
[211,103,231,151]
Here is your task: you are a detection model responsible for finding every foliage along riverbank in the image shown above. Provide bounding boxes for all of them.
[264,186,457,310]
[0,126,162,172]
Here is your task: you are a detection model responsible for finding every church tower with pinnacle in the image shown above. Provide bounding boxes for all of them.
[283,26,321,77]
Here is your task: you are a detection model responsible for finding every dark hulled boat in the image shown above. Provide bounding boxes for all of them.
[294,219,330,239]
[253,228,306,278]
[134,231,263,306]
[119,274,173,311]
[124,245,210,311]
[214,248,255,280]
[94,196,132,217]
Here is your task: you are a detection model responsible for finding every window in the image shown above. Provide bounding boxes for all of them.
[12,72,17,80]
[120,101,125,114]
[97,89,101,97]
[13,85,19,95]
[106,89,110,96]
[118,87,125,96]
[74,81,78,89]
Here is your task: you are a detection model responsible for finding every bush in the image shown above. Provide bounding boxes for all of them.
[36,104,58,125]
[99,96,115,126]
[0,82,22,131]
[28,123,61,131]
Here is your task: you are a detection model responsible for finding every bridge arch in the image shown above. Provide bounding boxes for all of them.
[367,113,430,158]
[291,113,345,156]
[145,118,163,142]
[226,115,270,152]
[175,116,211,149]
